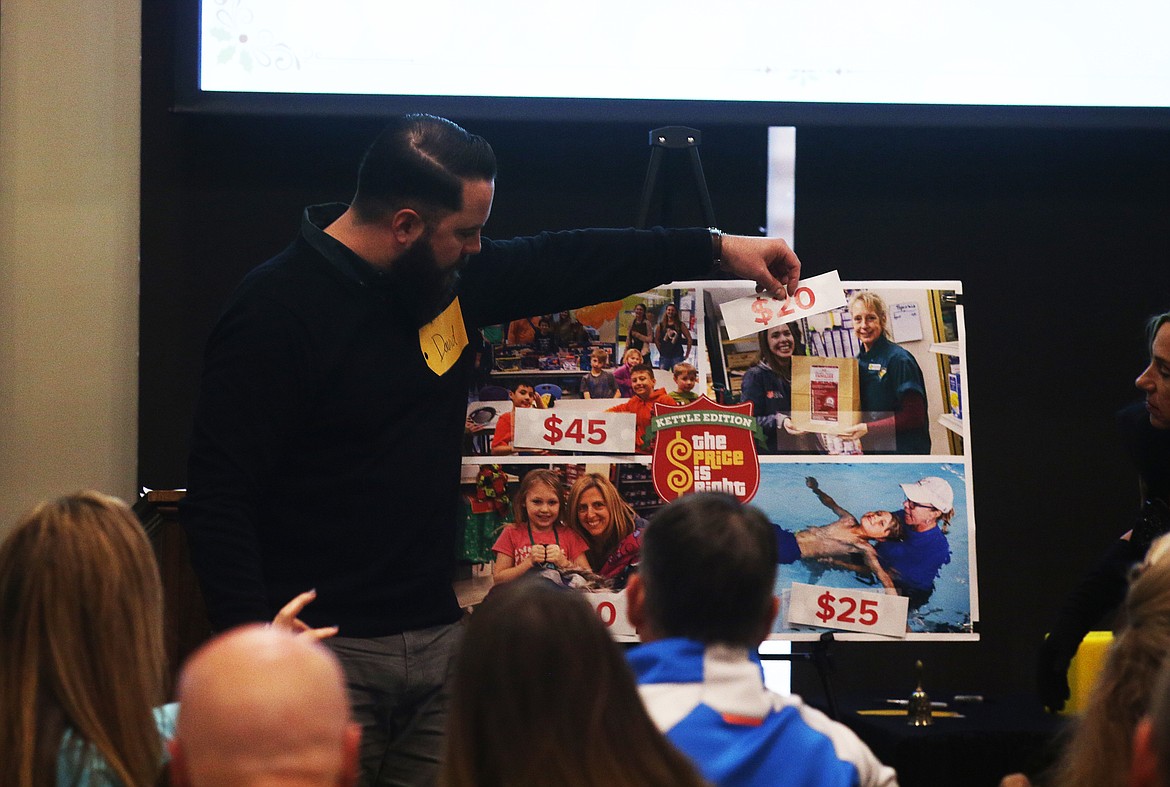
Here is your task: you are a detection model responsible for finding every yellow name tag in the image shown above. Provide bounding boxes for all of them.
[419,297,469,376]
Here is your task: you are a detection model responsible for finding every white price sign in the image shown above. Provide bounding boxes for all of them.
[514,409,637,453]
[585,590,637,641]
[787,582,908,638]
[720,270,847,341]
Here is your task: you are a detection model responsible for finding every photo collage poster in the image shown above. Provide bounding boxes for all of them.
[457,279,977,642]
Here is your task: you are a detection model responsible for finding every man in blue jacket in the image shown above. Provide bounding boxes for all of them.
[627,493,898,786]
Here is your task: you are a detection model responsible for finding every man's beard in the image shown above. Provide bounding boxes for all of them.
[388,236,467,325]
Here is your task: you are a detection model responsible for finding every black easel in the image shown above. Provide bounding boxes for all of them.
[760,632,841,720]
[635,126,717,230]
[634,128,842,720]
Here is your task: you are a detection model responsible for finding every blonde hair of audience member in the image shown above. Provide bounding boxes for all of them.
[0,491,167,787]
[1129,658,1170,787]
[169,625,360,787]
[439,576,707,787]
[1052,533,1170,787]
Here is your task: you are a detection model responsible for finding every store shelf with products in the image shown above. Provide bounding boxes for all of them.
[929,348,964,438]
[723,347,758,398]
[613,463,663,518]
[938,412,964,435]
[927,292,965,452]
[713,317,763,400]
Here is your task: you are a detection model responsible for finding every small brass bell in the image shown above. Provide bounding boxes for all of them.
[907,659,933,727]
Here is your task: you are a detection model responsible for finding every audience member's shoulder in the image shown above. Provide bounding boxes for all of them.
[768,692,899,787]
[155,702,180,741]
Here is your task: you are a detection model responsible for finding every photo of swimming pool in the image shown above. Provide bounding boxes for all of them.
[751,460,974,637]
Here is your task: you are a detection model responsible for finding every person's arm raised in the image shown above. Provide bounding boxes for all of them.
[717,234,802,299]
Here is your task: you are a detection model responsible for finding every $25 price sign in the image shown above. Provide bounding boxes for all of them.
[720,270,847,341]
[514,409,636,454]
[787,582,908,638]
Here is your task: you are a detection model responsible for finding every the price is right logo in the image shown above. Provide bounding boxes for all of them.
[787,582,910,638]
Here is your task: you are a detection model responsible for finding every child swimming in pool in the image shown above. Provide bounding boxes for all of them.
[796,476,904,594]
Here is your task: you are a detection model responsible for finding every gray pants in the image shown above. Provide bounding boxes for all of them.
[326,621,463,787]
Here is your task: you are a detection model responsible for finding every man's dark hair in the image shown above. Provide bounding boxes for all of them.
[640,493,778,647]
[352,114,497,223]
[1148,309,1170,355]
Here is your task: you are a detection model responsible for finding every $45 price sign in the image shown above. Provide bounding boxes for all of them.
[787,581,909,638]
[514,409,637,454]
[720,270,847,341]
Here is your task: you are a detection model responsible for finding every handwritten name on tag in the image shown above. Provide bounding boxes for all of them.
[419,297,468,376]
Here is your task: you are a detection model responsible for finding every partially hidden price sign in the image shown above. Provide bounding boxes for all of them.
[787,581,909,639]
[720,270,847,341]
[584,590,636,640]
[514,409,637,454]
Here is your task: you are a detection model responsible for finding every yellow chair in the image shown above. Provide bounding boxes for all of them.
[1062,630,1114,715]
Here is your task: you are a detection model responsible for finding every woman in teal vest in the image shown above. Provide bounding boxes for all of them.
[840,290,931,454]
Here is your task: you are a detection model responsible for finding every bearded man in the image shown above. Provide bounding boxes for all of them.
[181,113,802,786]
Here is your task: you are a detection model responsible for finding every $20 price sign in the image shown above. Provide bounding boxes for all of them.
[514,409,637,454]
[720,270,847,341]
[787,581,909,638]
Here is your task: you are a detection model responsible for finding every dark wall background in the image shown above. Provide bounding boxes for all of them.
[142,2,1170,700]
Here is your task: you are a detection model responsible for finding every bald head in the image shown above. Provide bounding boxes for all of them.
[170,625,359,787]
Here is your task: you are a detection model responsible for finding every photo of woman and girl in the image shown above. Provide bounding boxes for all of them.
[487,467,649,592]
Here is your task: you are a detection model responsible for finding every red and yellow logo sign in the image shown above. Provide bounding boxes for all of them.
[646,396,763,504]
